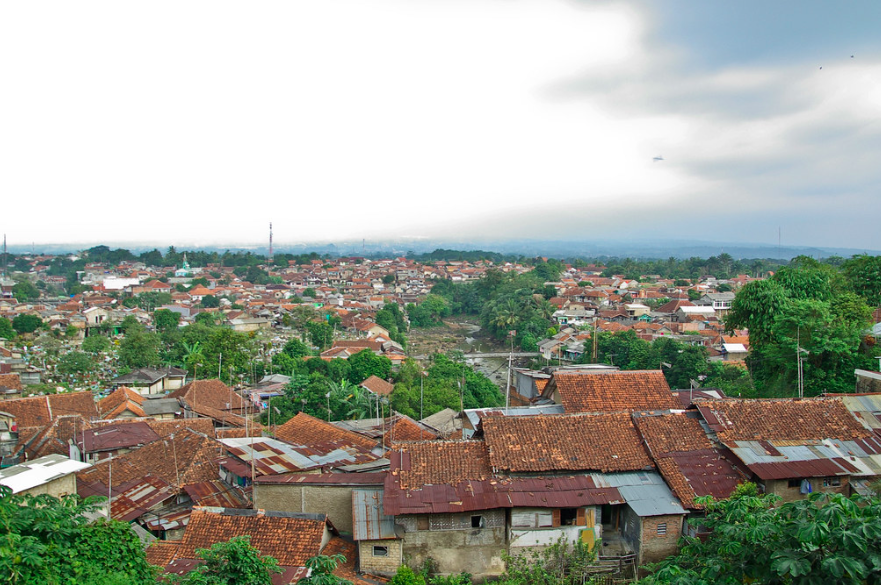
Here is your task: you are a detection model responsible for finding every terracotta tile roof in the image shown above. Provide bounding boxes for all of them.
[1,391,97,427]
[633,412,744,508]
[77,428,222,490]
[27,415,94,459]
[275,412,377,451]
[102,400,147,419]
[549,370,680,413]
[145,542,179,567]
[0,373,23,392]
[175,508,328,567]
[483,413,654,473]
[360,375,394,397]
[143,418,216,438]
[169,379,245,412]
[696,398,872,443]
[632,413,713,455]
[394,441,492,490]
[385,416,437,446]
[98,387,144,416]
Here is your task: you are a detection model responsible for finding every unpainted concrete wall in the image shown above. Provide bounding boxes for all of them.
[254,484,359,534]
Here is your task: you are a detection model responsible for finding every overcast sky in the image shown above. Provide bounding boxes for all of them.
[2,1,880,251]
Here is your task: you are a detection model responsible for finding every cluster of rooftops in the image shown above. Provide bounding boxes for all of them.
[2,368,881,582]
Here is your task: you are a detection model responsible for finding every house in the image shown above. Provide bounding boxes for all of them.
[150,507,337,584]
[353,487,401,575]
[75,421,162,463]
[0,372,23,399]
[274,412,378,453]
[111,367,187,395]
[0,453,91,497]
[541,370,681,413]
[254,472,386,535]
[168,379,246,416]
[359,375,394,397]
[693,398,881,502]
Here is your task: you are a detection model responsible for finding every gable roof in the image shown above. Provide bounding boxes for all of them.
[633,412,744,509]
[695,398,872,442]
[274,412,377,452]
[98,386,145,416]
[174,507,328,568]
[0,373,23,392]
[0,392,97,428]
[483,412,654,473]
[547,370,680,413]
[359,375,394,397]
[169,379,245,412]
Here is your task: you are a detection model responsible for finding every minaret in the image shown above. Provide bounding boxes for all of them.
[269,222,274,263]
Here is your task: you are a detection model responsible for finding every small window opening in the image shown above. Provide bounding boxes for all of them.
[471,515,484,528]
[373,546,389,557]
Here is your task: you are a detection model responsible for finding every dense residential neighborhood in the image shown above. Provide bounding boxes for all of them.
[2,247,881,583]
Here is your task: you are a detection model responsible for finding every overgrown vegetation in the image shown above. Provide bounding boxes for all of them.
[642,483,881,585]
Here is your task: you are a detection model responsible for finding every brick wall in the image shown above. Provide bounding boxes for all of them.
[254,484,360,534]
[763,477,850,504]
[639,515,682,565]
[358,539,403,576]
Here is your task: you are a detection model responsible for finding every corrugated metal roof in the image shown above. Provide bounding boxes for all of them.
[111,476,177,522]
[383,472,621,516]
[593,471,686,517]
[353,488,397,541]
[747,458,858,480]
[255,472,386,486]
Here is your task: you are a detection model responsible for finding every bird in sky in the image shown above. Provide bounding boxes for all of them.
[653,155,664,162]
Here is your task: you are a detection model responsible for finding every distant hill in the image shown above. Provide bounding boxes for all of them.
[6,238,879,261]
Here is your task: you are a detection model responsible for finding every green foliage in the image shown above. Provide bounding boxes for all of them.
[842,254,881,306]
[498,535,598,585]
[727,257,876,396]
[307,321,334,352]
[118,325,162,368]
[390,355,503,419]
[200,295,220,309]
[642,484,881,585]
[0,486,155,585]
[170,535,280,585]
[390,565,425,585]
[154,308,181,332]
[701,362,755,397]
[299,554,352,585]
[303,287,317,298]
[81,335,111,354]
[0,316,15,339]
[57,350,94,376]
[12,314,43,334]
[12,280,40,302]
[376,303,409,347]
[282,338,311,359]
[407,295,451,328]
[347,349,392,385]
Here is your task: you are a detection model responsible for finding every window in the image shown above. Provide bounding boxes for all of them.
[657,522,667,536]
[373,546,389,557]
[560,508,578,526]
[788,479,802,488]
[416,516,429,531]
[823,476,842,487]
[471,515,484,529]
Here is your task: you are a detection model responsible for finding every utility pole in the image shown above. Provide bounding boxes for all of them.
[268,222,273,264]
[505,330,514,414]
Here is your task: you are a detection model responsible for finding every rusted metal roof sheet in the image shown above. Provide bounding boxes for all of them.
[183,480,247,508]
[668,450,744,500]
[79,422,161,453]
[353,488,396,541]
[747,457,858,480]
[111,476,177,522]
[383,472,621,516]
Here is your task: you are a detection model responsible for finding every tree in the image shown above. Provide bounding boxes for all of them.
[12,280,40,302]
[307,321,334,352]
[842,254,881,307]
[282,338,311,359]
[57,350,95,377]
[153,308,181,332]
[0,316,14,339]
[81,335,111,354]
[303,287,317,298]
[643,483,881,585]
[299,554,352,585]
[119,326,161,368]
[12,314,43,334]
[201,295,220,309]
[172,535,280,585]
[0,486,155,584]
[347,349,392,385]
